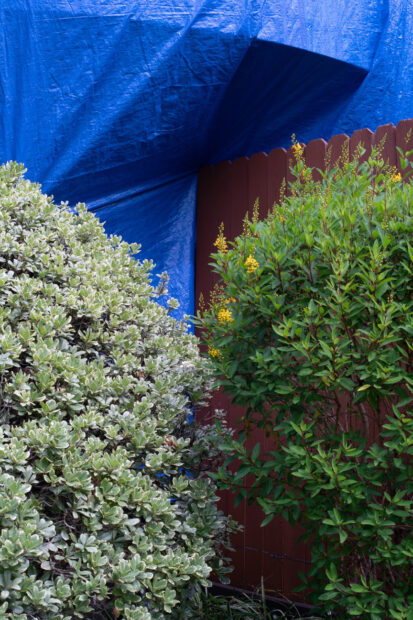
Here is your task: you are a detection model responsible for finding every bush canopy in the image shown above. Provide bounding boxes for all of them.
[0,162,230,620]
[197,148,413,619]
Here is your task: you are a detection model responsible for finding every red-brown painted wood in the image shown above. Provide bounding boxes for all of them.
[261,516,287,594]
[349,127,374,163]
[305,138,327,181]
[247,152,269,221]
[286,144,298,191]
[396,118,413,173]
[195,165,216,310]
[327,133,349,169]
[268,147,287,208]
[243,500,265,588]
[225,490,246,586]
[210,159,232,276]
[267,149,287,209]
[375,123,396,166]
[225,157,248,241]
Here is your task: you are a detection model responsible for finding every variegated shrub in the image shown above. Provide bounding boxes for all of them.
[0,162,230,619]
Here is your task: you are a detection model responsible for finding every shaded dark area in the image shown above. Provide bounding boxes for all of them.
[206,40,367,164]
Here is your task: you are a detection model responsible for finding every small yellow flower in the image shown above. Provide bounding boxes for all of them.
[244,254,259,273]
[217,307,233,324]
[208,346,221,358]
[224,297,237,304]
[391,172,402,182]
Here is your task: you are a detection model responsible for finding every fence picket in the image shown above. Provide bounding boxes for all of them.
[375,123,396,166]
[305,138,327,180]
[195,165,216,309]
[396,119,413,173]
[350,128,374,162]
[327,133,349,168]
[286,144,298,191]
[268,147,287,207]
[229,157,249,240]
[247,152,268,221]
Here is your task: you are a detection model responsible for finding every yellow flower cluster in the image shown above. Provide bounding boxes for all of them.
[214,234,227,253]
[292,142,304,158]
[217,307,233,324]
[244,254,259,273]
[208,346,221,358]
[391,172,402,182]
[213,222,228,253]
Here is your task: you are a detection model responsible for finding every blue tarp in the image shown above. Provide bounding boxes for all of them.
[1,1,412,316]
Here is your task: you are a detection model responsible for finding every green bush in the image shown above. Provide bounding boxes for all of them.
[197,149,413,619]
[0,162,232,619]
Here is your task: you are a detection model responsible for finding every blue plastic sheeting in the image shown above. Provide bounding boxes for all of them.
[0,1,412,316]
[205,41,367,164]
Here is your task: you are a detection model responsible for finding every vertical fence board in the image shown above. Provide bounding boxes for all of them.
[261,519,284,593]
[327,133,349,168]
[375,123,396,166]
[282,558,309,598]
[349,128,374,162]
[305,138,327,180]
[195,165,216,310]
[243,500,265,588]
[286,144,298,190]
[226,491,246,586]
[207,160,233,295]
[206,157,249,585]
[229,157,250,240]
[396,118,413,173]
[213,160,233,226]
[268,148,287,207]
[247,152,269,221]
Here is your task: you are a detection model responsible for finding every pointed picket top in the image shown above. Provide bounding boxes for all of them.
[286,144,299,191]
[268,147,287,207]
[374,123,396,166]
[305,138,327,181]
[230,156,250,238]
[248,152,269,219]
[396,118,413,172]
[350,128,374,163]
[327,133,349,169]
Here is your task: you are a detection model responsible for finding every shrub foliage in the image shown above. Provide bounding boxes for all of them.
[0,162,230,619]
[197,149,413,619]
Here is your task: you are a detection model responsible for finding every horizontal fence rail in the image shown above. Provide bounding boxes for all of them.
[195,118,413,599]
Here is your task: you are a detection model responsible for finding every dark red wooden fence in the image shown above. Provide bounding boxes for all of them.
[195,119,413,600]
